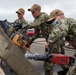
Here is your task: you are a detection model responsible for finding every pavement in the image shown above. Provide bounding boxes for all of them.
[0,38,76,75]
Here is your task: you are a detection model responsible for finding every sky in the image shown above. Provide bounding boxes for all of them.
[0,0,76,22]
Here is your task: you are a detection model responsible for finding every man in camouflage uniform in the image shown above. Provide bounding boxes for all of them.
[28,4,54,75]
[45,9,76,75]
[28,4,52,42]
[44,9,66,75]
[14,8,28,34]
[14,8,28,54]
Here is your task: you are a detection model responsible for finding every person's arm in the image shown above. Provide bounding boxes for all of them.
[22,19,28,28]
[48,19,69,45]
[28,18,44,28]
[13,19,18,27]
[28,14,49,28]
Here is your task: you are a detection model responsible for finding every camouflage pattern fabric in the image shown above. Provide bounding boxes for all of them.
[48,38,64,54]
[28,12,54,75]
[14,18,28,34]
[28,12,53,40]
[44,18,66,75]
[44,39,65,75]
[44,62,54,75]
[48,18,76,45]
[48,18,76,75]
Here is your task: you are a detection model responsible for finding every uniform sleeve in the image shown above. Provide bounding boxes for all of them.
[28,14,49,28]
[13,19,18,27]
[22,19,28,28]
[28,19,43,28]
[48,19,69,44]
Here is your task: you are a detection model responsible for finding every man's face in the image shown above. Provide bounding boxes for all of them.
[31,10,40,18]
[55,14,65,21]
[17,13,24,19]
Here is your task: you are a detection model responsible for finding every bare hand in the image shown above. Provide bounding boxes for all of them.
[45,42,49,48]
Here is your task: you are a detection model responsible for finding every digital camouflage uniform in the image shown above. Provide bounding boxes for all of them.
[44,39,65,75]
[48,18,76,75]
[44,10,65,75]
[28,12,54,75]
[14,18,28,34]
[28,4,52,40]
[29,12,52,40]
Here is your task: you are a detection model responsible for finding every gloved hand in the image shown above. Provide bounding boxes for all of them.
[14,24,22,31]
[26,38,34,48]
[26,44,30,48]
[28,38,34,45]
[57,68,69,75]
[45,42,49,49]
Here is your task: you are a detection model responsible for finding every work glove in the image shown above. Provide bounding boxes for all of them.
[14,24,22,31]
[26,38,34,48]
[28,38,34,45]
[57,68,69,75]
[26,44,30,48]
